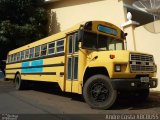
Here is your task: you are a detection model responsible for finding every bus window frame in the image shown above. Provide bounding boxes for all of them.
[74,33,79,54]
[73,56,78,80]
[68,35,73,54]
[56,39,64,54]
[48,41,56,55]
[21,51,25,60]
[25,49,30,60]
[41,44,48,56]
[67,56,73,80]
[81,30,125,51]
[35,46,41,58]
[68,33,79,54]
[81,31,98,50]
[6,39,65,64]
[17,52,21,61]
[13,53,17,62]
[11,54,13,62]
[29,48,35,59]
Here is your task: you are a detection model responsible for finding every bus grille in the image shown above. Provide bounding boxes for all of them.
[130,53,154,72]
[130,54,153,62]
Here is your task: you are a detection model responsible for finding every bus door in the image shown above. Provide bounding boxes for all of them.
[65,32,79,93]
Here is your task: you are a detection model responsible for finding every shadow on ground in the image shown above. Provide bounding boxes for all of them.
[26,81,85,102]
[112,92,160,110]
[5,80,160,110]
[25,81,160,110]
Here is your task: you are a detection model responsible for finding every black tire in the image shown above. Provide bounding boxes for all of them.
[15,74,25,90]
[83,74,117,109]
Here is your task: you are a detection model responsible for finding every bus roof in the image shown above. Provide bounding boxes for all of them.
[8,21,121,55]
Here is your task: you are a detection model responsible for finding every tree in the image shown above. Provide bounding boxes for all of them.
[0,0,48,60]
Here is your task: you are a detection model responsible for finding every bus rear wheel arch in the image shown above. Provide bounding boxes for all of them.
[83,74,117,109]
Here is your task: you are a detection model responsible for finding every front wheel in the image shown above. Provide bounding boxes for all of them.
[83,75,117,109]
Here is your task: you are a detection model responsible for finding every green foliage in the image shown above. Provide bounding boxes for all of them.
[0,0,48,60]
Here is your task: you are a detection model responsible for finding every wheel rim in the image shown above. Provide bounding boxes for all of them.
[89,82,109,103]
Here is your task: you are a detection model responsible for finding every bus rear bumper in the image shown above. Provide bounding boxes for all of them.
[111,78,158,90]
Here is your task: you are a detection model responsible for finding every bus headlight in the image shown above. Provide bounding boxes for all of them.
[115,64,121,72]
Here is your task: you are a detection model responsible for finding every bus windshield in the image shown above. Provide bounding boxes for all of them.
[83,31,124,51]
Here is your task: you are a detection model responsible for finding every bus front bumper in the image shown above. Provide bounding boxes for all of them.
[111,78,158,90]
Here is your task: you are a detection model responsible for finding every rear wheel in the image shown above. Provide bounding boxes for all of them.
[83,75,117,109]
[15,74,25,90]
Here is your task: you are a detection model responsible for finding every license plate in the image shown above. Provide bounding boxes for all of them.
[140,77,150,83]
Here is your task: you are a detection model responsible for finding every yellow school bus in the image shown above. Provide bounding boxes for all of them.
[5,21,158,109]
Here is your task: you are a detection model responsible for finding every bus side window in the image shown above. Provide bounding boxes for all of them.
[68,33,78,54]
[48,42,55,55]
[12,54,14,62]
[30,48,35,59]
[25,49,29,59]
[13,53,17,62]
[73,56,78,79]
[21,51,25,60]
[67,57,72,80]
[56,39,64,53]
[68,35,73,54]
[41,44,47,56]
[17,52,21,61]
[74,33,79,53]
[35,46,40,57]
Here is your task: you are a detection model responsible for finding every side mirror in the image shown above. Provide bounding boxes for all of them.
[78,30,84,42]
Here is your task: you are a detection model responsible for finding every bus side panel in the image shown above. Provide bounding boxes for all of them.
[5,63,22,80]
[43,56,65,91]
[5,74,15,80]
[21,74,58,82]
[19,56,65,91]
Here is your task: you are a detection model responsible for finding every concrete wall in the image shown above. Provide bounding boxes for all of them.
[134,20,160,91]
[46,0,126,34]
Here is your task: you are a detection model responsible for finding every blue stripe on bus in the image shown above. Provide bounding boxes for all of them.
[21,60,43,73]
